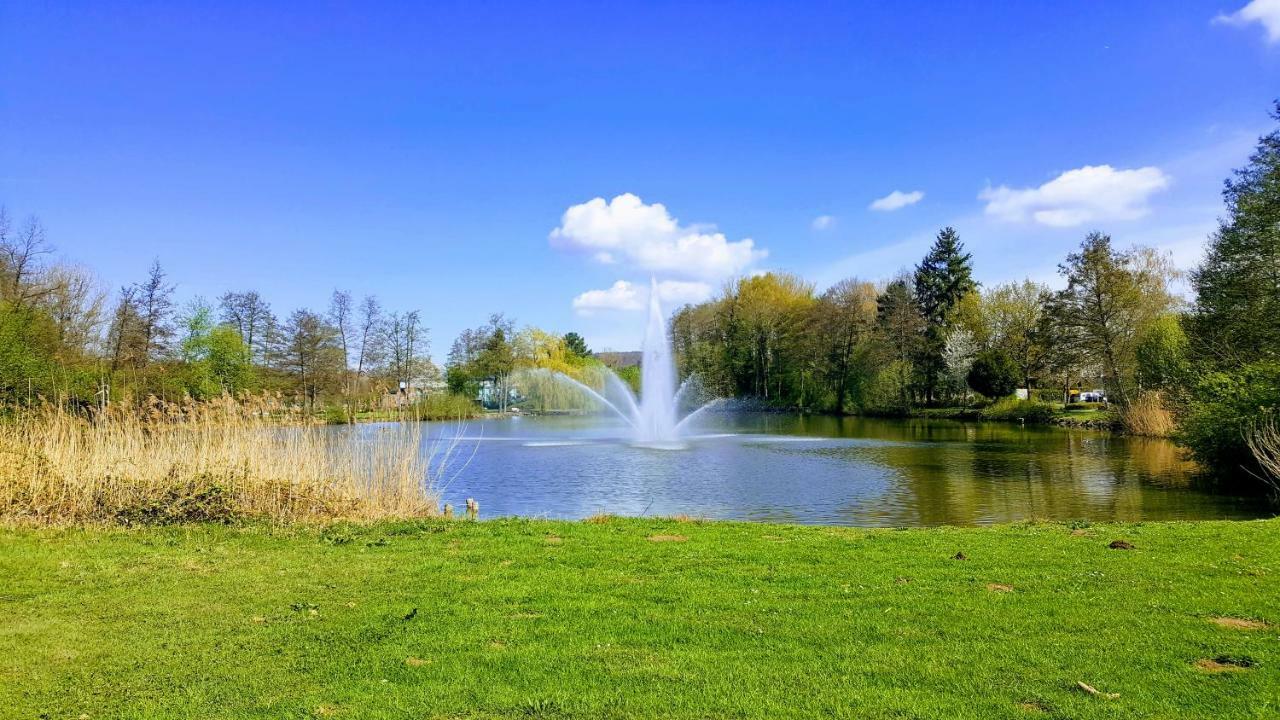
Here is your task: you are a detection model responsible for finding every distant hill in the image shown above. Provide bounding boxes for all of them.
[595,351,641,369]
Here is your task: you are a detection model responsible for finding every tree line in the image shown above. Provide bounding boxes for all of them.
[668,104,1280,491]
[0,225,436,412]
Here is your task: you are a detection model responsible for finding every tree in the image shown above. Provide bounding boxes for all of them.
[982,280,1050,391]
[813,278,878,412]
[1051,233,1175,406]
[0,209,54,309]
[134,260,175,365]
[328,290,355,394]
[1190,101,1280,365]
[563,332,591,358]
[876,277,924,410]
[219,291,273,365]
[912,227,977,404]
[475,320,515,410]
[1135,314,1190,394]
[178,299,252,398]
[282,309,341,409]
[967,348,1019,399]
[355,295,383,381]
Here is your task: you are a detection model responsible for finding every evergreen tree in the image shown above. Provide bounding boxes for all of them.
[912,227,976,404]
[563,332,591,358]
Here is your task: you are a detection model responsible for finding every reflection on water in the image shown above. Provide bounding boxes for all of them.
[361,413,1274,528]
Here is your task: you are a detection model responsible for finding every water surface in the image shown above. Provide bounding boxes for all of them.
[394,413,1273,527]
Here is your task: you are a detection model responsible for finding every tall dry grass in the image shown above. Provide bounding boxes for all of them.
[0,395,464,524]
[1246,415,1280,495]
[1118,391,1176,437]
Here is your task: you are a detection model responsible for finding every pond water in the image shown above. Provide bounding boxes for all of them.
[391,413,1273,527]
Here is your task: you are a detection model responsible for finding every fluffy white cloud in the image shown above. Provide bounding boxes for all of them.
[979,165,1170,227]
[811,214,836,230]
[869,190,924,212]
[572,279,713,315]
[550,193,766,280]
[1214,0,1280,42]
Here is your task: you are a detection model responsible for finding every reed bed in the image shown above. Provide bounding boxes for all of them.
[0,395,455,524]
[1118,390,1176,437]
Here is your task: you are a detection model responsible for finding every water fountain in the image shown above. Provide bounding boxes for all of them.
[523,278,718,446]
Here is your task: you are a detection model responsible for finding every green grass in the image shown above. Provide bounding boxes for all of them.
[3,517,1279,719]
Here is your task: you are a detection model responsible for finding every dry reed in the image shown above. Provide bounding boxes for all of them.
[1246,415,1280,495]
[0,395,463,524]
[1119,391,1176,437]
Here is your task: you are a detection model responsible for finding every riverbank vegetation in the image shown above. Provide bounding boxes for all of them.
[4,103,1280,494]
[0,398,447,524]
[657,104,1280,494]
[3,516,1276,718]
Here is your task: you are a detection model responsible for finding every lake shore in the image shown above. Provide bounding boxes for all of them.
[5,516,1277,718]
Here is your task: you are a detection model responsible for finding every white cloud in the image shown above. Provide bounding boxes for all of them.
[550,193,766,280]
[869,190,924,212]
[811,214,836,230]
[979,165,1170,227]
[1214,0,1280,42]
[572,279,713,315]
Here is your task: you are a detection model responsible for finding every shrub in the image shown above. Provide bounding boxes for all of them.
[967,349,1019,399]
[980,397,1056,424]
[1179,361,1280,491]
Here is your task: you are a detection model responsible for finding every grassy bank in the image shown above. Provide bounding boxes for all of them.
[3,517,1278,719]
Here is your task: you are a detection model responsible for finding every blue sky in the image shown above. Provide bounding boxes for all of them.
[2,1,1279,356]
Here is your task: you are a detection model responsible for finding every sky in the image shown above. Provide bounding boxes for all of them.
[2,1,1279,358]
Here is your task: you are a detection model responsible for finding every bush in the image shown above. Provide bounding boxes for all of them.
[1179,361,1280,490]
[409,393,482,420]
[967,349,1019,399]
[979,397,1056,424]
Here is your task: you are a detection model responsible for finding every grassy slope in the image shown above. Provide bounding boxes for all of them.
[3,518,1279,719]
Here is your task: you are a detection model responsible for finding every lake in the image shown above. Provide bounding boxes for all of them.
[381,413,1274,527]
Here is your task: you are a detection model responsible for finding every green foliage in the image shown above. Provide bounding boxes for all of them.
[178,300,254,399]
[0,301,58,403]
[615,364,641,394]
[562,331,590,358]
[1191,102,1280,365]
[912,227,977,404]
[980,397,1056,423]
[1135,314,1190,393]
[1179,361,1280,488]
[966,349,1020,399]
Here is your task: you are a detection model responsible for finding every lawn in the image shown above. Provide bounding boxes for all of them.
[3,517,1278,719]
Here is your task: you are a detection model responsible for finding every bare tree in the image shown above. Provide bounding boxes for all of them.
[219,290,273,365]
[106,286,143,371]
[45,265,106,357]
[134,260,176,364]
[328,289,354,392]
[282,309,341,409]
[355,294,383,380]
[0,209,54,308]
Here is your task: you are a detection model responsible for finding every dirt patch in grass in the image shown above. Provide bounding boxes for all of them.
[987,583,1014,593]
[405,656,430,667]
[1208,616,1269,630]
[1108,540,1134,550]
[648,534,688,543]
[1017,700,1051,713]
[1195,656,1255,673]
[952,551,967,560]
